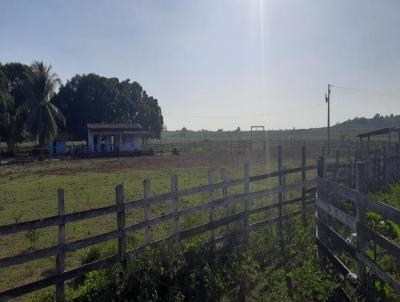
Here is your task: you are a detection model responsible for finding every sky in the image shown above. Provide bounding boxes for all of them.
[1,0,399,131]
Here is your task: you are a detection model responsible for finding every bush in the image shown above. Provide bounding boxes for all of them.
[37,217,342,302]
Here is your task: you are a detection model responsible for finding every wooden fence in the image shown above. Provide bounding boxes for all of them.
[146,138,358,157]
[0,147,317,301]
[316,146,400,296]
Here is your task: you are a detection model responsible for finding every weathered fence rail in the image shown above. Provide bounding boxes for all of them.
[316,146,400,296]
[0,147,317,301]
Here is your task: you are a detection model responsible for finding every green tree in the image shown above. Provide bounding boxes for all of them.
[53,74,163,139]
[18,62,65,149]
[0,62,32,152]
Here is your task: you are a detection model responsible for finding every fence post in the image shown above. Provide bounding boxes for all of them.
[221,168,229,237]
[356,162,367,294]
[208,170,216,243]
[383,145,388,184]
[277,146,284,254]
[56,189,65,302]
[396,143,400,181]
[243,163,250,240]
[316,157,325,261]
[334,149,339,182]
[116,185,126,264]
[143,179,152,244]
[301,146,307,227]
[171,175,180,242]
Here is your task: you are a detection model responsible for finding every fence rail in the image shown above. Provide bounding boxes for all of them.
[0,146,317,301]
[316,147,400,296]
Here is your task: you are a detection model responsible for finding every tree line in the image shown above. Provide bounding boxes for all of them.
[0,61,163,153]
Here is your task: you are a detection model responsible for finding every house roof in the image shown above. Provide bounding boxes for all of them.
[87,123,153,136]
[357,127,399,138]
[88,123,143,131]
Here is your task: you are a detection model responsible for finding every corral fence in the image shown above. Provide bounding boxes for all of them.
[0,146,317,301]
[1,143,400,301]
[1,138,394,164]
[316,143,400,296]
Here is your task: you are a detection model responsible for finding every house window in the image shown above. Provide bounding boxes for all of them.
[123,135,133,144]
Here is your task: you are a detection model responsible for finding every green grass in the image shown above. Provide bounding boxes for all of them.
[0,152,315,298]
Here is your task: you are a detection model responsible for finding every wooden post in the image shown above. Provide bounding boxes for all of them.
[301,146,307,227]
[316,157,325,262]
[383,145,388,184]
[171,175,179,242]
[116,185,126,263]
[56,189,65,302]
[334,149,339,182]
[354,144,359,163]
[282,167,287,213]
[243,163,250,239]
[356,162,367,294]
[208,170,215,243]
[143,179,152,244]
[347,160,353,188]
[396,144,400,181]
[277,146,284,253]
[221,168,229,235]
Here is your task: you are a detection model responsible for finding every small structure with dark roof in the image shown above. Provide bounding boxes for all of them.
[87,123,153,153]
[357,127,400,143]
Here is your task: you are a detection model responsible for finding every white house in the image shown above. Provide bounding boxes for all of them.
[87,123,153,153]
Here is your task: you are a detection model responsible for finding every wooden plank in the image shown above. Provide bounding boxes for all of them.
[316,217,355,257]
[0,255,119,300]
[249,196,306,215]
[116,185,126,262]
[356,162,367,292]
[356,252,400,293]
[318,178,360,203]
[208,170,215,243]
[176,178,242,197]
[171,175,179,242]
[221,168,229,235]
[301,146,307,226]
[250,207,310,230]
[0,205,118,236]
[244,163,250,239]
[0,245,60,269]
[65,230,121,252]
[362,225,400,262]
[334,150,339,181]
[316,236,355,277]
[56,189,65,302]
[248,165,315,182]
[143,179,152,244]
[365,197,400,225]
[179,211,246,240]
[316,198,357,230]
[277,146,284,254]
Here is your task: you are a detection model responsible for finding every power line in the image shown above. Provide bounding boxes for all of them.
[332,85,400,98]
[167,104,324,119]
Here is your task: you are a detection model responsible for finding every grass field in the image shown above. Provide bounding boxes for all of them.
[0,150,318,299]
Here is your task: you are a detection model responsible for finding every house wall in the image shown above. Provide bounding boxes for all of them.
[87,130,147,152]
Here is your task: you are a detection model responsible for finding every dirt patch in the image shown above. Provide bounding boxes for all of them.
[41,151,272,176]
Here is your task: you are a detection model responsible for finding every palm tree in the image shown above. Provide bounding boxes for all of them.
[18,62,65,151]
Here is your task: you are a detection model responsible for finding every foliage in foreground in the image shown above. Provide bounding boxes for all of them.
[36,219,341,302]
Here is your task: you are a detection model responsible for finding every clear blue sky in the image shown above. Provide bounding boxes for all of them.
[1,0,399,130]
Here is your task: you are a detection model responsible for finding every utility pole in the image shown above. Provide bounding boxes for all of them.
[325,84,331,154]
